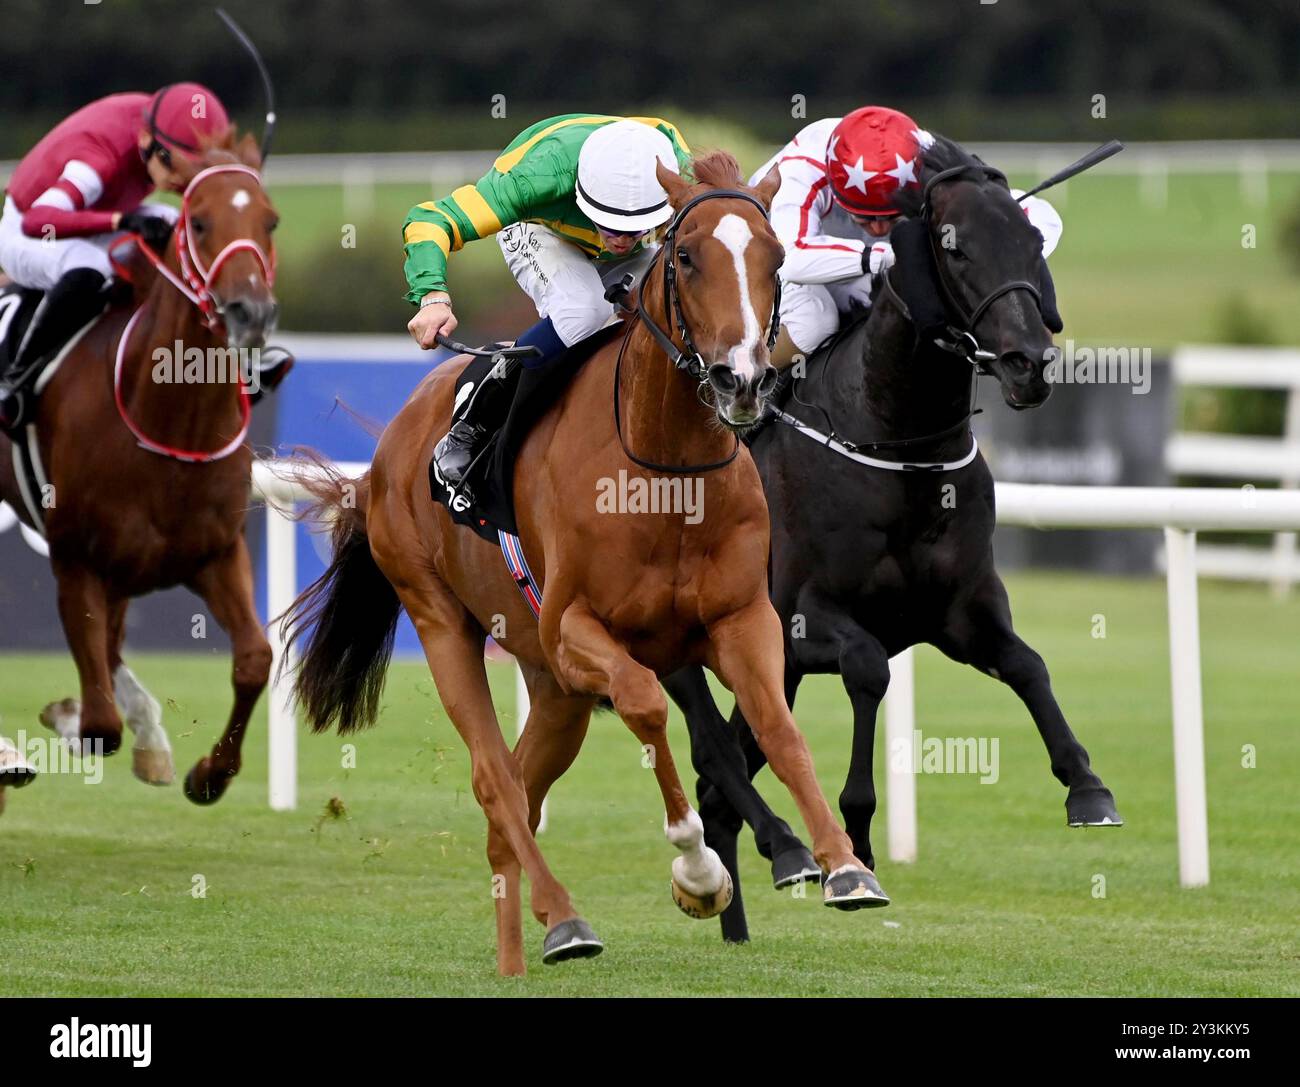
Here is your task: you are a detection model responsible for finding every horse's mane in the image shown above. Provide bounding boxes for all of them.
[178,124,262,177]
[890,133,1007,217]
[688,150,745,189]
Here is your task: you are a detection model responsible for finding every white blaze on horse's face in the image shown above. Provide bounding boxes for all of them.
[710,212,764,381]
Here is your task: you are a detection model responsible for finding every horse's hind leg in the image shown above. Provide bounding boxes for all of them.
[396,579,588,976]
[946,571,1122,827]
[45,562,122,756]
[105,599,174,786]
[183,541,271,804]
[495,665,600,965]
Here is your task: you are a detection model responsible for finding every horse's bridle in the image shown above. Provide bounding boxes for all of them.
[635,188,782,381]
[919,163,1045,372]
[126,163,278,333]
[111,163,277,463]
[615,187,782,474]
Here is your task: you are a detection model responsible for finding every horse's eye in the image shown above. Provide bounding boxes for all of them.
[949,246,969,262]
[676,247,692,268]
[267,217,280,234]
[191,217,208,237]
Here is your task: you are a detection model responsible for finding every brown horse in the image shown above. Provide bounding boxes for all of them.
[284,152,886,977]
[0,131,279,809]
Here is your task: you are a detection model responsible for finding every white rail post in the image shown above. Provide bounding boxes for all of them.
[266,499,298,812]
[515,662,546,832]
[884,646,918,863]
[1164,527,1209,887]
[1270,384,1300,599]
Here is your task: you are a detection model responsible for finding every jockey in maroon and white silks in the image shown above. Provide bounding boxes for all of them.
[750,106,1063,359]
[0,83,231,428]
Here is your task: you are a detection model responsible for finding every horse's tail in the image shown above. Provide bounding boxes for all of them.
[276,453,400,735]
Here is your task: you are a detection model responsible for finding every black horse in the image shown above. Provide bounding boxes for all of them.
[663,136,1122,943]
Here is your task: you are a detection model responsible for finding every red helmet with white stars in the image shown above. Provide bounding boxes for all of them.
[826,106,933,217]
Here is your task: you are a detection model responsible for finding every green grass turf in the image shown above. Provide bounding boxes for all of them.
[264,168,1300,351]
[1,572,1297,996]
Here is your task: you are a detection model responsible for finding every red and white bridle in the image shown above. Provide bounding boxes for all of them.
[113,163,276,463]
[143,162,277,331]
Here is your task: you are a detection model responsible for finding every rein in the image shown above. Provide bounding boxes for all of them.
[110,163,274,463]
[615,187,781,475]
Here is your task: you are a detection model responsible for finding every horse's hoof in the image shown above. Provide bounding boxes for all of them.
[132,748,174,786]
[0,742,37,790]
[183,761,230,805]
[823,865,890,910]
[39,698,79,733]
[542,918,604,964]
[671,866,734,919]
[1067,786,1123,827]
[772,845,821,889]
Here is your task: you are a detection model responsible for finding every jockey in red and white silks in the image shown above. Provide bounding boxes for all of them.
[751,106,1063,360]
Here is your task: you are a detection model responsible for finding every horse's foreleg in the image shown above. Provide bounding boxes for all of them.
[950,574,1122,827]
[105,599,174,786]
[666,665,812,873]
[183,541,270,804]
[835,627,891,871]
[501,666,598,963]
[706,599,889,908]
[555,600,733,920]
[48,562,122,756]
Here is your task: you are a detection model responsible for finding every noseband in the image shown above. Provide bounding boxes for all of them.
[919,163,1045,371]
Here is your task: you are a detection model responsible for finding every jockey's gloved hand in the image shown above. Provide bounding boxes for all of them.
[863,241,895,277]
[119,209,175,255]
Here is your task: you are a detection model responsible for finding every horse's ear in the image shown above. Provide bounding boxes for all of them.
[656,160,691,209]
[234,131,263,171]
[752,164,781,209]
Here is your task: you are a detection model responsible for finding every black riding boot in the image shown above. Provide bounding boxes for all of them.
[430,358,517,494]
[0,268,110,431]
[430,317,569,496]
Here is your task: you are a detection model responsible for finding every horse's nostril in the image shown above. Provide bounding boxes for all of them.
[756,365,778,397]
[708,363,738,394]
[225,300,250,326]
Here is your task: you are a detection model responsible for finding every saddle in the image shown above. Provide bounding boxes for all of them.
[430,323,625,542]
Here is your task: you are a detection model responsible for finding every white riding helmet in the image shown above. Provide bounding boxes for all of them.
[575,120,680,233]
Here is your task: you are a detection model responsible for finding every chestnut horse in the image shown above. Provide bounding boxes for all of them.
[284,153,885,977]
[0,132,279,809]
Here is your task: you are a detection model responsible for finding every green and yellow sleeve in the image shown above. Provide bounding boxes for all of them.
[401,175,520,304]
